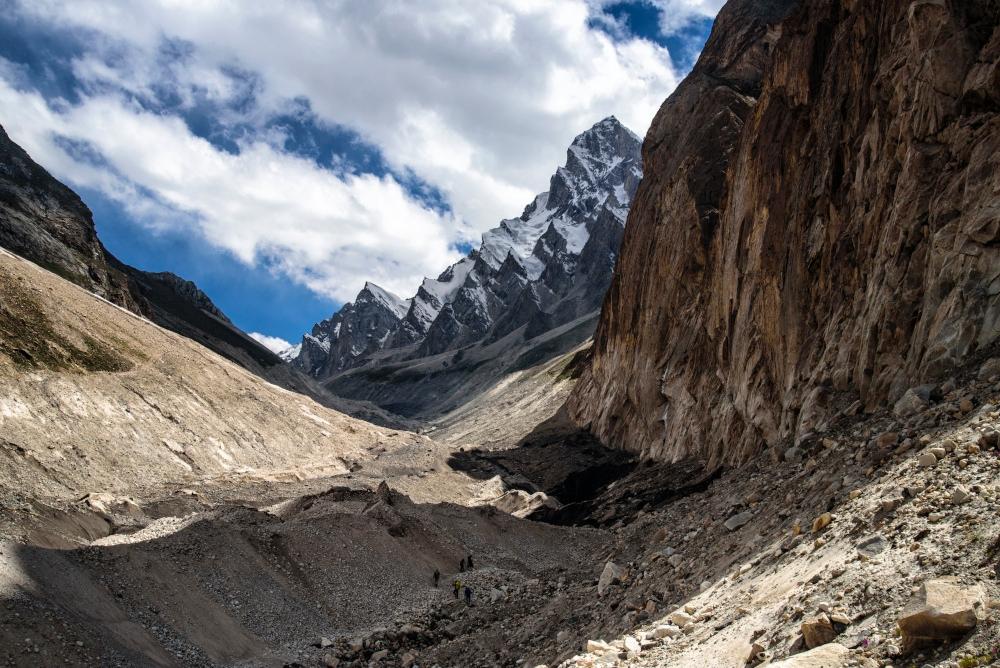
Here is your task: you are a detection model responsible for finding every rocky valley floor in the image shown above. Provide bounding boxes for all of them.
[1,250,999,668]
[3,347,1000,667]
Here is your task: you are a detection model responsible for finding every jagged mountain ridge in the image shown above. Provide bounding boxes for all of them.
[569,0,1000,466]
[290,116,642,391]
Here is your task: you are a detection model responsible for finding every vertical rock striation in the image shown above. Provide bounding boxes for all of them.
[570,0,1000,467]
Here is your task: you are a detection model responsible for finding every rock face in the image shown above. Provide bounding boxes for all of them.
[0,124,140,311]
[296,282,413,378]
[291,117,642,417]
[570,0,1000,466]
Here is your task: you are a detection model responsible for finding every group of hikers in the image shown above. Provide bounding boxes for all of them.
[431,554,475,606]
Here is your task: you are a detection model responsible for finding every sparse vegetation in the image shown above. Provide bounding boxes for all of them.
[0,274,132,373]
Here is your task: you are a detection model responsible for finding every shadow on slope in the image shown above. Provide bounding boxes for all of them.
[0,485,605,667]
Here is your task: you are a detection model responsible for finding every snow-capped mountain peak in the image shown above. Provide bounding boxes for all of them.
[359,282,411,320]
[289,115,643,381]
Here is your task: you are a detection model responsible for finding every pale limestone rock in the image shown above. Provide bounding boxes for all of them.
[897,578,986,650]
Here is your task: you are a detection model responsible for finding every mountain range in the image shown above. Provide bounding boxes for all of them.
[287,116,642,417]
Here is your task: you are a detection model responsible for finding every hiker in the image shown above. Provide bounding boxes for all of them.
[466,554,474,569]
[433,568,440,588]
[452,579,462,599]
[459,557,466,572]
[464,586,473,607]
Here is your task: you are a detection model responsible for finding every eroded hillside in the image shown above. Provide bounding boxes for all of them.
[0,247,416,508]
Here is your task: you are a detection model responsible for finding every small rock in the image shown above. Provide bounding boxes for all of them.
[369,649,388,662]
[586,639,613,654]
[896,387,931,416]
[323,655,340,668]
[668,610,696,628]
[876,430,899,447]
[624,635,641,655]
[651,624,682,639]
[917,451,938,467]
[856,534,887,559]
[784,447,804,463]
[724,511,753,531]
[811,512,832,533]
[978,357,1000,380]
[319,637,333,648]
[951,486,972,505]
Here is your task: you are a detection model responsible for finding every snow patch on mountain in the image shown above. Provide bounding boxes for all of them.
[288,115,643,381]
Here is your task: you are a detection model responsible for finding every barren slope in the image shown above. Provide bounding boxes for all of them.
[0,247,419,506]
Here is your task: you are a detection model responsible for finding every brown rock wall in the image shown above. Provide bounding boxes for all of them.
[570,0,1000,466]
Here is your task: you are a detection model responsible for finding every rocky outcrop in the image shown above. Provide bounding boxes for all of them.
[570,0,1000,466]
[296,282,412,377]
[0,124,139,311]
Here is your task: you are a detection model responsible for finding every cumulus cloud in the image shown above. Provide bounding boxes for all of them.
[1,0,697,302]
[249,332,294,354]
[645,0,726,34]
[0,75,462,301]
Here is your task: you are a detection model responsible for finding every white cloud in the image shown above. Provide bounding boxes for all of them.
[645,0,726,34]
[0,75,462,302]
[2,0,700,303]
[249,332,294,354]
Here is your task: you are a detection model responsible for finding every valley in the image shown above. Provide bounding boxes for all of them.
[0,0,999,666]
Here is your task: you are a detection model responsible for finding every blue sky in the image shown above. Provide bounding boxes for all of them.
[0,0,719,349]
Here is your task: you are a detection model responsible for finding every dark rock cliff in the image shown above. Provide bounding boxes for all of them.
[570,0,1000,467]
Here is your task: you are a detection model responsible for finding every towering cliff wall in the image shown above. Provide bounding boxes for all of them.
[570,0,1000,466]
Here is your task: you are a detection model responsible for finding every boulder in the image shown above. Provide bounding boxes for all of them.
[651,624,682,639]
[897,578,985,650]
[801,614,837,649]
[668,610,695,628]
[597,562,624,596]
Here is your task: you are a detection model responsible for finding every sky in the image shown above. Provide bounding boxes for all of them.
[0,0,721,351]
